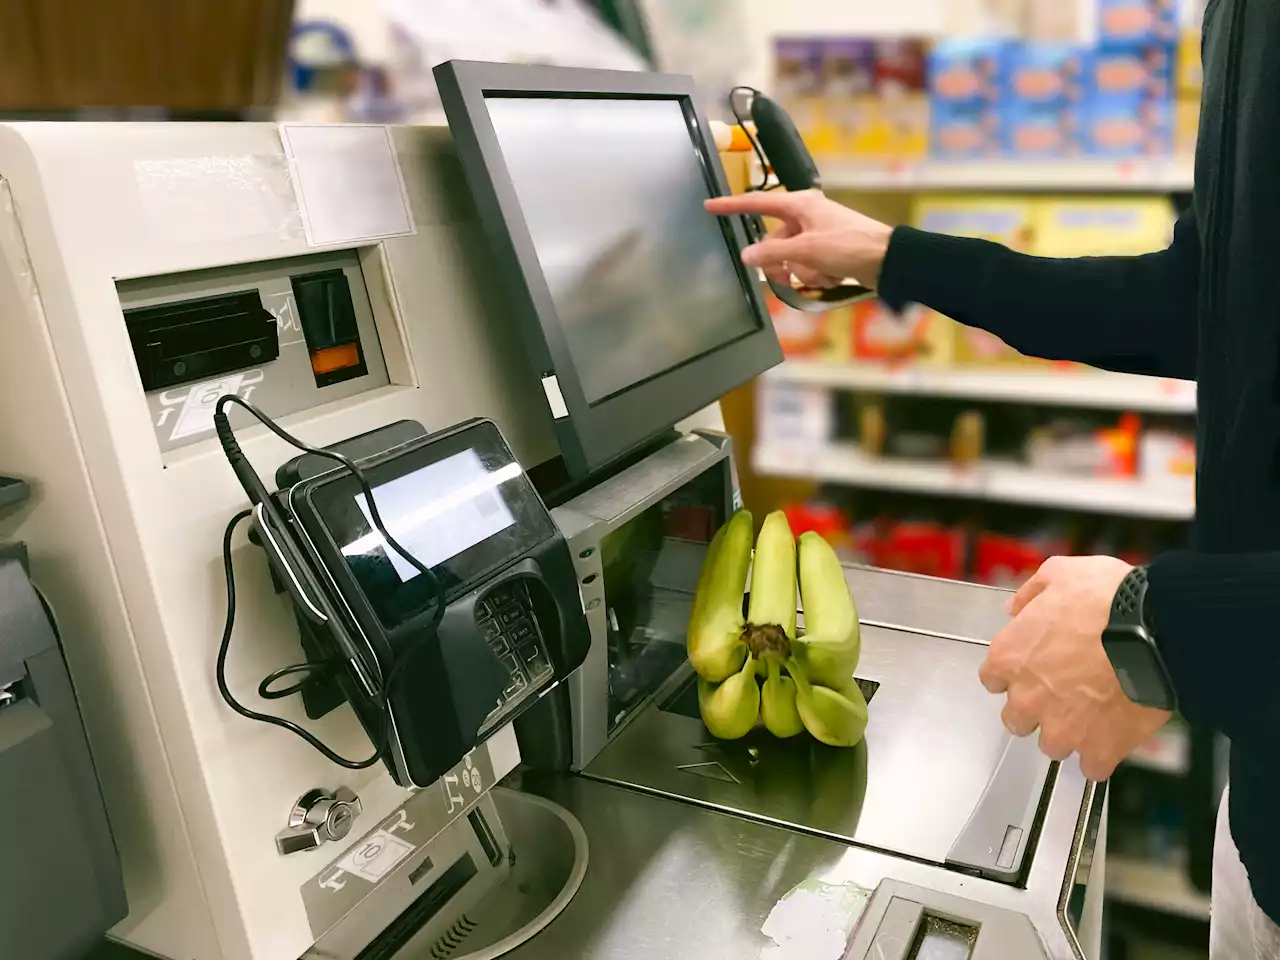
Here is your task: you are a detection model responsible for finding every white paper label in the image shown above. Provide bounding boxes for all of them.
[335,830,416,884]
[281,125,416,247]
[541,375,569,419]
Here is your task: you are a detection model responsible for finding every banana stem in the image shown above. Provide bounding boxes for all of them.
[784,657,813,701]
[766,658,781,684]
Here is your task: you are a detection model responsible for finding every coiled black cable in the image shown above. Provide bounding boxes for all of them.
[213,395,448,768]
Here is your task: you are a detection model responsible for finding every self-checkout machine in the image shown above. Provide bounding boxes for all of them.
[0,58,1106,960]
[0,108,632,957]
[432,60,1111,960]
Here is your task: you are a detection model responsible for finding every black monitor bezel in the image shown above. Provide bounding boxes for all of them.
[435,59,782,479]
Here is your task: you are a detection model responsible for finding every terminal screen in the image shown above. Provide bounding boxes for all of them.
[484,95,762,405]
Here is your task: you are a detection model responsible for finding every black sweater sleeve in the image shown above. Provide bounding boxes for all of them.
[877,210,1200,380]
[1147,551,1280,746]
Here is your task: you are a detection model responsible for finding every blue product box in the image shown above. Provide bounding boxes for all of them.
[1096,0,1158,46]
[1003,101,1078,158]
[1005,43,1087,107]
[928,39,1007,108]
[1082,97,1171,156]
[932,101,1000,159]
[1088,45,1174,102]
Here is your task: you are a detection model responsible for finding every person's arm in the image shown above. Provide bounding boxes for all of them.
[704,191,1200,381]
[878,211,1200,380]
[1146,550,1280,746]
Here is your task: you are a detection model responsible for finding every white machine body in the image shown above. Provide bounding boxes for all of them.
[0,122,709,960]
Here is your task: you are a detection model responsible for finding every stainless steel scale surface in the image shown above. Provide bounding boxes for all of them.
[492,565,1107,959]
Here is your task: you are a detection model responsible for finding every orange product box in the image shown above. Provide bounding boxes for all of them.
[768,289,856,360]
[852,301,955,365]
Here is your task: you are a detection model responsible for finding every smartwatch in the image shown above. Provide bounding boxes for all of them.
[1101,565,1178,711]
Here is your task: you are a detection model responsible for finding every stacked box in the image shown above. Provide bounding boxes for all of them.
[1081,1,1177,156]
[822,39,878,158]
[928,39,1008,159]
[910,197,1039,365]
[1033,196,1176,256]
[773,39,830,156]
[1002,43,1088,157]
[874,39,930,158]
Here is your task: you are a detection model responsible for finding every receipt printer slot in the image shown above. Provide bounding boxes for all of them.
[126,289,279,391]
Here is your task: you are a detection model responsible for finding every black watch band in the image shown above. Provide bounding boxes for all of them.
[1102,565,1177,711]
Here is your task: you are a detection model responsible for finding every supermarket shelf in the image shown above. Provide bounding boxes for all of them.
[821,157,1196,192]
[1107,855,1212,921]
[752,443,1196,520]
[766,361,1197,414]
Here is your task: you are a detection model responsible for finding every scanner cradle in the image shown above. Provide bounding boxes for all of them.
[252,417,590,789]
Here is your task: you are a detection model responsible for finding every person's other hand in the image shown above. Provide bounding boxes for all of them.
[979,555,1172,782]
[703,189,893,289]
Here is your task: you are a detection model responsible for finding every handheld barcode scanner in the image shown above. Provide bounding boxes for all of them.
[731,86,877,312]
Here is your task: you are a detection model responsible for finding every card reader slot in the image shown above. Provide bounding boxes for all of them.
[125,289,279,391]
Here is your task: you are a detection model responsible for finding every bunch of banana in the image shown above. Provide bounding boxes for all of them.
[687,509,869,747]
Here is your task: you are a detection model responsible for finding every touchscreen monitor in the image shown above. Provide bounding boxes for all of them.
[436,60,783,478]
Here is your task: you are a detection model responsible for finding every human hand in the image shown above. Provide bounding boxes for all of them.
[703,189,893,289]
[979,555,1172,782]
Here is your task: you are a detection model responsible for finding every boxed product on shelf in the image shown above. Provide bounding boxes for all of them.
[855,517,967,580]
[1023,413,1142,477]
[755,379,833,449]
[1095,0,1164,46]
[819,38,877,158]
[928,39,1007,159]
[851,300,956,365]
[911,196,1046,367]
[872,39,930,157]
[773,38,832,155]
[767,289,857,361]
[1001,42,1088,157]
[1139,428,1196,483]
[912,195,1036,249]
[1032,196,1176,256]
[1080,43,1176,156]
[974,526,1072,587]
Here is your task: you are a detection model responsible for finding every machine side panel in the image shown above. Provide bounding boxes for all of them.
[0,121,567,959]
[0,169,224,956]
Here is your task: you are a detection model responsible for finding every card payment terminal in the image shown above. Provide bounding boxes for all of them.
[241,416,590,789]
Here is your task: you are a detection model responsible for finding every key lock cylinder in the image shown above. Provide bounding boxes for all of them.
[276,787,363,855]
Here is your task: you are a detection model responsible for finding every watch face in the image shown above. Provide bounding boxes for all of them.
[1103,627,1175,711]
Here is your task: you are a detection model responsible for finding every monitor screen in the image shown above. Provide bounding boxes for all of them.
[482,96,762,405]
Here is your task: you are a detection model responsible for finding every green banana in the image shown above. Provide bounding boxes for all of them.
[787,657,869,748]
[795,531,861,688]
[761,659,804,738]
[698,655,761,740]
[742,510,797,662]
[687,510,752,682]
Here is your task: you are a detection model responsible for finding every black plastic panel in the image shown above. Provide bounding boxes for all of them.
[125,290,278,391]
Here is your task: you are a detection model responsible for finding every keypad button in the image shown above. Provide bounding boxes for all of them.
[481,620,502,642]
[489,636,511,656]
[509,622,535,644]
[499,607,523,627]
[499,652,521,676]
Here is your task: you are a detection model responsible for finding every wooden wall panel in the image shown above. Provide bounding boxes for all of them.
[0,0,294,112]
